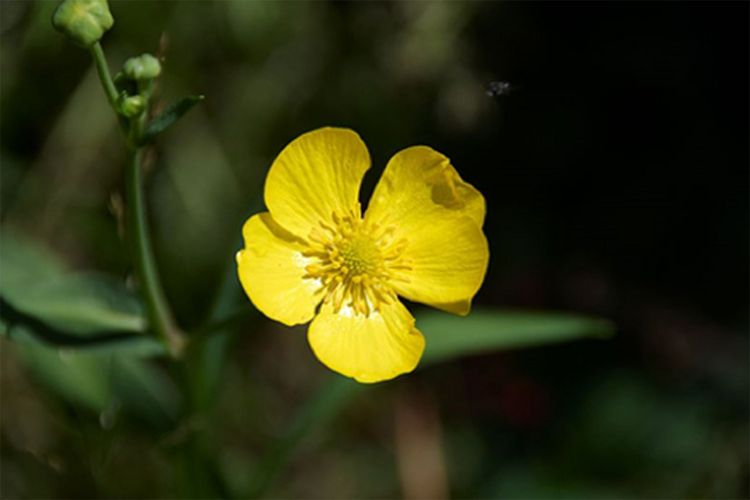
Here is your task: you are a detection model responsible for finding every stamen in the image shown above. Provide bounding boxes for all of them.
[302,210,410,317]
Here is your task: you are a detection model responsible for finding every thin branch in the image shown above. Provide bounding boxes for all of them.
[90,42,119,109]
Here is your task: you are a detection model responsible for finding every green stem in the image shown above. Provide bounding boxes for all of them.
[125,147,184,357]
[89,40,183,357]
[90,42,118,109]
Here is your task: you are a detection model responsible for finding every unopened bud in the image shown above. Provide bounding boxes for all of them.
[52,0,114,48]
[122,54,161,81]
[120,95,145,118]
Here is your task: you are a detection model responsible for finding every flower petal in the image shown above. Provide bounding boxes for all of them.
[265,127,371,239]
[365,146,489,315]
[236,213,323,326]
[307,300,425,383]
[393,215,488,315]
[365,145,486,229]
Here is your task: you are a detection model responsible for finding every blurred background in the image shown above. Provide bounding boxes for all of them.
[1,1,748,498]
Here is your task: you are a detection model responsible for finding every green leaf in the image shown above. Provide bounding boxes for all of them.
[3,305,165,355]
[420,308,614,364]
[7,327,179,428]
[140,95,205,144]
[10,272,145,335]
[1,231,146,337]
[1,230,66,287]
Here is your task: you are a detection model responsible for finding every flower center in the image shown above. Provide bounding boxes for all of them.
[303,207,411,316]
[339,235,380,276]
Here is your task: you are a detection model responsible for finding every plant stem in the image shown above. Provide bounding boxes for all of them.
[89,40,184,357]
[90,42,118,109]
[125,146,184,357]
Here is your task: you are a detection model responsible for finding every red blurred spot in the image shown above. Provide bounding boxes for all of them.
[499,377,551,428]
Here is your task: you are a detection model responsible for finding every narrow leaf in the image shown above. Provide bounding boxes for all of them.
[420,308,615,364]
[2,297,164,356]
[10,273,145,335]
[141,95,205,143]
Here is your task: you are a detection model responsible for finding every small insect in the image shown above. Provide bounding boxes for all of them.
[486,81,514,97]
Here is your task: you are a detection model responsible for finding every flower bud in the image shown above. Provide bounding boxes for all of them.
[52,0,114,48]
[120,95,145,118]
[122,54,161,81]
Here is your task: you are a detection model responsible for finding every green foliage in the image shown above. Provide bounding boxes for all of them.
[9,328,179,428]
[1,231,146,337]
[140,95,205,144]
[1,233,177,427]
[0,231,174,424]
[420,308,614,364]
[1,229,615,496]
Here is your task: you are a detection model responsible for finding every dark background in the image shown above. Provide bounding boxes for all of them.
[1,1,748,498]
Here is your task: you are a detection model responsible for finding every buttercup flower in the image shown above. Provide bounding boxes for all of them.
[237,128,489,383]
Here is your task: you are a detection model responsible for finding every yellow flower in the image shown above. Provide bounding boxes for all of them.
[236,127,489,383]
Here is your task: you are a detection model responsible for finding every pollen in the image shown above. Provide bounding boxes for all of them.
[302,206,411,316]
